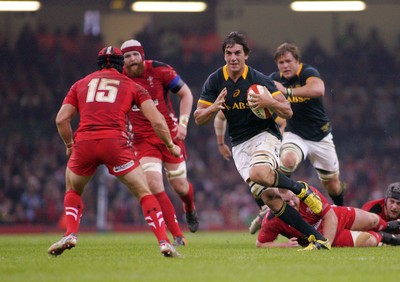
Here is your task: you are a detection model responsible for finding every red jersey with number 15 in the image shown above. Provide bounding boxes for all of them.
[63,68,151,142]
[126,60,184,139]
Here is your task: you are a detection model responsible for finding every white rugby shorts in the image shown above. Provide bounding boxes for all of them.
[281,132,339,172]
[232,131,281,183]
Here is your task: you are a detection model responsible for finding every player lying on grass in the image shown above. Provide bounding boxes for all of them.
[256,186,400,248]
[362,182,400,229]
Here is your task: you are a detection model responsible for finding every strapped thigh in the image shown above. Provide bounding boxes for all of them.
[249,150,277,169]
[165,162,187,180]
[316,168,339,181]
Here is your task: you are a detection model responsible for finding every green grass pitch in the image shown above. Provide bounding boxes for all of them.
[0,231,398,282]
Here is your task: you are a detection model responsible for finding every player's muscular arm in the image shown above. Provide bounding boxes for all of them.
[176,84,193,120]
[214,111,231,161]
[275,77,325,98]
[174,84,193,141]
[294,77,325,98]
[194,88,227,126]
[321,208,338,244]
[56,104,77,156]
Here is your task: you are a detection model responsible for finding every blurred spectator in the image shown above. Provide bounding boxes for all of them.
[302,36,332,75]
[360,27,395,82]
[334,22,362,80]
[20,176,42,223]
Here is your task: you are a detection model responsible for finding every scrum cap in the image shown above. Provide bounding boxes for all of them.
[385,182,400,200]
[120,39,145,60]
[97,46,124,73]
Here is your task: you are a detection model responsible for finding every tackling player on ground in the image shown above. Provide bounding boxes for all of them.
[256,187,400,248]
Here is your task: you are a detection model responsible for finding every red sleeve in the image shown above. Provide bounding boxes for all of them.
[63,82,79,108]
[154,61,178,89]
[257,211,281,243]
[131,82,152,108]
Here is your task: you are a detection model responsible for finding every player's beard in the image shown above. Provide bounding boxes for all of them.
[126,62,144,78]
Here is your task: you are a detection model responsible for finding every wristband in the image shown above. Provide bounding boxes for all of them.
[65,142,73,148]
[179,114,190,128]
[285,88,293,98]
[167,141,174,149]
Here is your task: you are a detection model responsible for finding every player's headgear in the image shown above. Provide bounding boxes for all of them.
[97,46,124,73]
[385,182,400,200]
[120,39,145,60]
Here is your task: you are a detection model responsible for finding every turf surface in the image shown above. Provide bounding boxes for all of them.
[0,231,398,282]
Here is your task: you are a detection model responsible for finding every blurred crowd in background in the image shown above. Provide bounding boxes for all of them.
[1,21,400,231]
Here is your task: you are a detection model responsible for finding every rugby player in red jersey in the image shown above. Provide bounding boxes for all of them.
[48,46,181,258]
[256,187,400,248]
[121,39,198,247]
[362,182,400,231]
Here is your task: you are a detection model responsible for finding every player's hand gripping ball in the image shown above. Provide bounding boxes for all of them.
[247,84,273,119]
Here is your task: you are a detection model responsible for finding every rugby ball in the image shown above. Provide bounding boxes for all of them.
[247,84,273,119]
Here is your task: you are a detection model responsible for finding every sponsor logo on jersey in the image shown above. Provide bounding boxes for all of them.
[223,101,249,111]
[113,160,135,173]
[288,96,311,103]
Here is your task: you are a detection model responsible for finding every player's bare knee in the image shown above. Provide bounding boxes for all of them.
[249,167,276,187]
[353,231,375,247]
[280,143,302,173]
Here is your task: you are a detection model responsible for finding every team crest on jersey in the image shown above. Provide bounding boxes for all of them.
[147,76,154,88]
[113,160,134,173]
